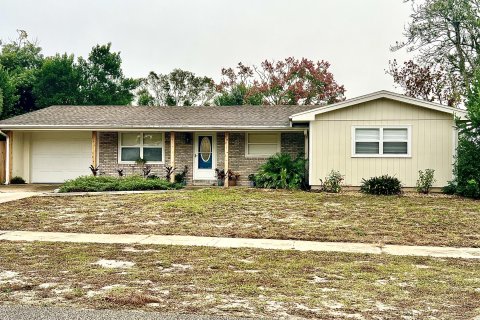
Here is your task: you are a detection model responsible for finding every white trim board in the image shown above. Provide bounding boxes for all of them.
[117,132,165,165]
[351,125,412,158]
[193,132,217,181]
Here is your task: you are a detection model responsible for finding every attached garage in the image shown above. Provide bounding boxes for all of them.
[11,131,92,183]
[30,132,92,183]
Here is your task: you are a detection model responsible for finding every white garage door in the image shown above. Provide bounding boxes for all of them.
[31,132,92,183]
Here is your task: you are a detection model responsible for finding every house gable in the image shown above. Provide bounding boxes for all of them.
[290,90,467,122]
[312,98,454,122]
[306,93,458,188]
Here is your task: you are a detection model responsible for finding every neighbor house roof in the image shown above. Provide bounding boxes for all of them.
[0,105,318,131]
[290,90,468,121]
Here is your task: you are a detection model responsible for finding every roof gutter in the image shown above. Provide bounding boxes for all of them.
[0,130,9,184]
[0,125,307,132]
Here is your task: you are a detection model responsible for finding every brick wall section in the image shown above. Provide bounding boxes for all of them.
[172,132,194,183]
[98,132,168,178]
[98,131,304,186]
[228,132,305,185]
[281,132,305,157]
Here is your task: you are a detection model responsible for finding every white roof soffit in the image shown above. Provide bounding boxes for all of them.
[290,90,468,121]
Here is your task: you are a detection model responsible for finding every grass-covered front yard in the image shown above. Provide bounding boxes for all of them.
[0,241,479,319]
[0,188,479,247]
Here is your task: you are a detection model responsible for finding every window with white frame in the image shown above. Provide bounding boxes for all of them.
[246,132,280,157]
[353,127,410,156]
[119,132,164,163]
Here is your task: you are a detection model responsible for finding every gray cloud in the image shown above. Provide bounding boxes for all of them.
[0,0,413,98]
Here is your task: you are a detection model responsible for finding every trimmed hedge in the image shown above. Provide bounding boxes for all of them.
[59,175,183,193]
[360,175,402,195]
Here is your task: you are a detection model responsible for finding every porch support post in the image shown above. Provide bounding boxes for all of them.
[91,131,98,167]
[224,132,229,188]
[170,131,175,183]
[7,131,13,184]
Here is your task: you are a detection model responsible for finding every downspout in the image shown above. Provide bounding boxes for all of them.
[303,129,308,160]
[0,130,9,184]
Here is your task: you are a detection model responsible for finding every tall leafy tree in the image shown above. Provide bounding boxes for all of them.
[391,0,480,103]
[138,69,215,106]
[214,83,263,106]
[388,59,462,106]
[33,53,81,108]
[215,63,264,106]
[77,43,138,105]
[217,57,345,106]
[136,88,155,106]
[0,66,16,117]
[450,71,480,198]
[0,30,43,118]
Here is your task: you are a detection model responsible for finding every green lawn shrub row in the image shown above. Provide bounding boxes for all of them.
[59,175,183,193]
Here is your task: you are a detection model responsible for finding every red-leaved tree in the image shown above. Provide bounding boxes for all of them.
[387,59,462,107]
[216,57,346,106]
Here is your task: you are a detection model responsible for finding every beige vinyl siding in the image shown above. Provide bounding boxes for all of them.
[310,98,455,188]
[11,131,29,182]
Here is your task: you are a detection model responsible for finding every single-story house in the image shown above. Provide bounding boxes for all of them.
[0,90,467,188]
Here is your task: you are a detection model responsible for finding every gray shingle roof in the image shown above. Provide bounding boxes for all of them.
[0,105,317,130]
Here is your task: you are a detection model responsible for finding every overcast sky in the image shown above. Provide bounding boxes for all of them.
[1,0,413,98]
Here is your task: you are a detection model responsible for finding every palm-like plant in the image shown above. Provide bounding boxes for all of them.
[254,153,306,189]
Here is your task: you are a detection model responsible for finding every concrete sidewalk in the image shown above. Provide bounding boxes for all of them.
[0,305,246,320]
[1,230,479,259]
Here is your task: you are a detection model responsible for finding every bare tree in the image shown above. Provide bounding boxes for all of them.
[392,0,480,89]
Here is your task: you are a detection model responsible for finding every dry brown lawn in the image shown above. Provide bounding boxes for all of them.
[0,241,479,319]
[0,188,479,247]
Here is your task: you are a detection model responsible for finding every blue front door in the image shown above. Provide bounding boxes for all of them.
[198,135,213,169]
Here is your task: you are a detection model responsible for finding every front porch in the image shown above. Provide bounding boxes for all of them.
[97,131,306,186]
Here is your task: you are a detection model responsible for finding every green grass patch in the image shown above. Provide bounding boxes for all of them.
[1,188,480,247]
[58,175,183,193]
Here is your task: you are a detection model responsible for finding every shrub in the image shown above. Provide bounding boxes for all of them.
[254,153,307,189]
[416,169,436,194]
[319,170,344,193]
[10,176,26,184]
[164,166,174,181]
[174,166,189,185]
[89,165,99,176]
[460,179,480,199]
[360,175,402,195]
[449,71,480,198]
[59,175,182,193]
[442,181,457,195]
[450,134,480,198]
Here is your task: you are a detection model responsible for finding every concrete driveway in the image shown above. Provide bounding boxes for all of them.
[0,184,58,203]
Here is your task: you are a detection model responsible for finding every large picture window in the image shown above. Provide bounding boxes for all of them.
[119,132,164,163]
[352,126,410,157]
[246,132,280,157]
